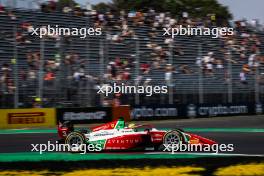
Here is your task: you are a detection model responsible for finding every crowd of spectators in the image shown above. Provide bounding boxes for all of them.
[87,8,263,90]
[0,63,15,94]
[0,2,264,107]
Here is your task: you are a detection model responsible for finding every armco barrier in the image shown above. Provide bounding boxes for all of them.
[0,108,56,129]
[131,103,260,120]
[56,107,112,124]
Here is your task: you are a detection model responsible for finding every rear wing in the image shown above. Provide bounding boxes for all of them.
[58,121,74,138]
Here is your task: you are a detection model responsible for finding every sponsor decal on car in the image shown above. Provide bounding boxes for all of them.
[93,132,115,137]
[107,138,142,144]
[153,134,163,137]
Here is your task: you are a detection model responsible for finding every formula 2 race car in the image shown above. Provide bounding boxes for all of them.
[57,118,217,152]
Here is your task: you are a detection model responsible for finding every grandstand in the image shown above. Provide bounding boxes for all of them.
[0,8,263,108]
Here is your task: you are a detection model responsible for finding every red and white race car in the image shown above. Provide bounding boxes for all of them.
[58,118,217,151]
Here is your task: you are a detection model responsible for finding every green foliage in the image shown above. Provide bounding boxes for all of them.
[56,0,77,10]
[92,2,112,13]
[93,0,232,23]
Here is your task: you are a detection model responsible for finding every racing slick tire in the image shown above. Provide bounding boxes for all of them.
[158,130,184,151]
[65,131,86,153]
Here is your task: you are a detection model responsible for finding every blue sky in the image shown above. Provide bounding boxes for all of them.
[10,0,264,24]
[218,0,264,23]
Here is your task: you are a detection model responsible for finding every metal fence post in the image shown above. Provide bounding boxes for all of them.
[38,37,44,102]
[134,36,140,105]
[99,39,104,106]
[255,56,260,103]
[13,24,19,108]
[85,15,91,106]
[168,42,173,105]
[227,47,233,103]
[56,37,63,105]
[198,43,204,104]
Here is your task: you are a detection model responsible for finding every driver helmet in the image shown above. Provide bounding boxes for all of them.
[128,123,136,128]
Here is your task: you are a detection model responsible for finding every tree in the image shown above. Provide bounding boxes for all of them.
[93,0,232,24]
[56,0,78,11]
[92,2,112,13]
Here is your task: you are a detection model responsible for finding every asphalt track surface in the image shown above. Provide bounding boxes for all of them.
[1,115,264,155]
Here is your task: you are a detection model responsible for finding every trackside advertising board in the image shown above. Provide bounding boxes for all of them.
[0,108,56,129]
[131,104,258,120]
[131,105,186,120]
[186,104,256,118]
[56,107,112,124]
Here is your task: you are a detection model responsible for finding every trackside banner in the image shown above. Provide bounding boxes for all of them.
[186,104,256,118]
[131,103,259,120]
[56,107,112,124]
[0,108,56,129]
[131,105,186,120]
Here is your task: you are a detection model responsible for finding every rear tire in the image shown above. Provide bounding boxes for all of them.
[65,131,86,153]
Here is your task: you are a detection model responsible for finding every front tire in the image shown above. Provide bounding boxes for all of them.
[158,130,184,151]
